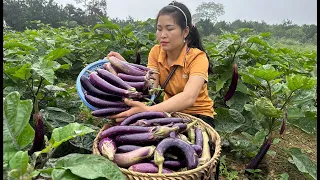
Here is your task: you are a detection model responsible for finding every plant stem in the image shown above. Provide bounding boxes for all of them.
[38,148,57,169]
[267,81,272,102]
[25,76,36,101]
[280,90,295,110]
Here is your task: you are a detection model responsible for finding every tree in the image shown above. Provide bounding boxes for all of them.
[192,2,225,24]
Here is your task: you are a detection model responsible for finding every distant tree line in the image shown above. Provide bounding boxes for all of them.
[4,0,317,45]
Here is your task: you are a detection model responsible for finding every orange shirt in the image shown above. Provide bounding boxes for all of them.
[147,44,215,118]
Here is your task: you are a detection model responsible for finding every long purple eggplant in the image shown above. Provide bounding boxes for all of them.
[89,72,141,98]
[28,112,45,155]
[109,56,146,76]
[91,107,129,117]
[195,127,203,148]
[246,138,272,170]
[113,146,155,168]
[224,63,238,101]
[84,93,127,108]
[116,145,142,153]
[280,109,287,135]
[128,163,173,173]
[154,137,198,173]
[126,62,151,72]
[118,73,147,82]
[151,160,183,170]
[120,111,171,125]
[123,81,145,91]
[100,126,156,139]
[114,126,179,145]
[80,75,122,101]
[97,69,136,91]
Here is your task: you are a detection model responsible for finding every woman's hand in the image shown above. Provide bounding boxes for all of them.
[107,51,126,62]
[108,98,150,122]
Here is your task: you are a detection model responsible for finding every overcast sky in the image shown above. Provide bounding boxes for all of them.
[55,0,317,25]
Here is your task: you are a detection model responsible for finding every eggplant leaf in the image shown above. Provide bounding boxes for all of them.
[248,65,283,81]
[214,108,245,133]
[50,123,95,148]
[255,97,282,118]
[288,148,317,180]
[3,92,34,163]
[286,74,317,92]
[54,154,125,180]
[8,151,29,179]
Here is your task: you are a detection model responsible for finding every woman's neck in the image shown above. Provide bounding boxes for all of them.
[166,43,186,66]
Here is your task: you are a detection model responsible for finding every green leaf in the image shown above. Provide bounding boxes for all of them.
[43,48,72,61]
[8,151,29,178]
[51,123,94,148]
[31,60,55,84]
[279,173,289,180]
[288,148,317,180]
[55,154,125,180]
[289,111,317,134]
[215,70,232,92]
[247,36,269,47]
[217,38,235,54]
[225,92,250,112]
[3,92,34,162]
[52,169,83,180]
[11,63,32,80]
[214,108,244,133]
[40,107,75,128]
[286,74,317,92]
[44,85,66,92]
[239,71,262,85]
[248,65,283,81]
[255,97,282,118]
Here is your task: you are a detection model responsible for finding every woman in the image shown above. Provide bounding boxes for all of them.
[107,1,216,128]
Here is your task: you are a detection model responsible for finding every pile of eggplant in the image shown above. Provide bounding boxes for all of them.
[97,111,214,174]
[80,56,158,117]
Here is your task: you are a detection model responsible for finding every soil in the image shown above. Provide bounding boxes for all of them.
[218,125,317,180]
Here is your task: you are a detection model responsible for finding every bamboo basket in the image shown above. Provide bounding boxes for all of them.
[93,112,221,180]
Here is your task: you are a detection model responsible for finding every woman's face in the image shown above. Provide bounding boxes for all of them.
[156,14,189,52]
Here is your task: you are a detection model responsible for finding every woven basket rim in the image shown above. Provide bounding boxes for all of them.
[93,111,222,178]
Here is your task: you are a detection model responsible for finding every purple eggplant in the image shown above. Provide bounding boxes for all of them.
[89,72,141,98]
[109,56,146,76]
[191,144,203,157]
[80,75,122,101]
[154,137,198,173]
[91,107,129,117]
[120,111,171,125]
[84,93,127,108]
[28,112,45,155]
[118,73,147,82]
[98,137,117,160]
[151,160,183,170]
[113,146,156,168]
[246,138,272,170]
[224,63,238,101]
[97,69,136,91]
[114,126,179,145]
[123,81,145,91]
[280,109,287,135]
[128,163,173,173]
[195,127,203,148]
[116,145,142,153]
[100,126,156,139]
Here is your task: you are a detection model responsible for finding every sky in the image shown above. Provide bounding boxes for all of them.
[54,0,317,25]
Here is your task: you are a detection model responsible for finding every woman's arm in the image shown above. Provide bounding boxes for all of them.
[149,76,204,112]
[109,76,205,120]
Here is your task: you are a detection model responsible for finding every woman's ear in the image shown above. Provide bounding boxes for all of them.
[183,26,190,39]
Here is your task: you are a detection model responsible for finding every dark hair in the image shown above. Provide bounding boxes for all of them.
[156,1,213,74]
